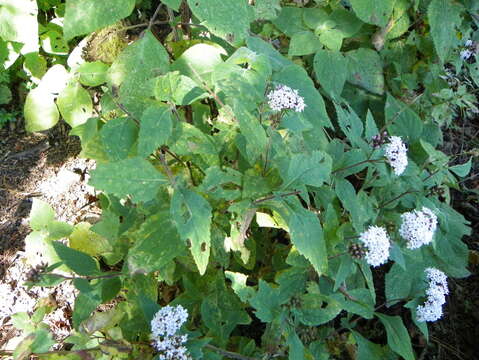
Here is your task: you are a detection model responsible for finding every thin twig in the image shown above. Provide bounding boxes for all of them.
[159,151,176,186]
[332,158,384,174]
[148,3,164,31]
[377,190,419,209]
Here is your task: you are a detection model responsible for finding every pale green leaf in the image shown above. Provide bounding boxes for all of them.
[63,0,136,40]
[288,31,321,56]
[449,158,472,177]
[77,61,109,87]
[0,0,39,53]
[350,0,396,26]
[186,0,253,42]
[428,0,463,62]
[100,117,138,161]
[138,104,173,157]
[154,71,207,105]
[171,187,212,275]
[57,80,93,128]
[89,158,168,203]
[24,88,59,132]
[52,241,100,276]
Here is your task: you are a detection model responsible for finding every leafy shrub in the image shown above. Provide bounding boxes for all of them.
[8,0,478,358]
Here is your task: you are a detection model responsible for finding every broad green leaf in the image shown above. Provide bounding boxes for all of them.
[334,103,367,150]
[385,94,423,142]
[235,104,268,164]
[70,117,109,161]
[0,0,39,53]
[100,117,138,161]
[138,104,173,157]
[273,65,332,129]
[335,179,367,232]
[171,187,212,275]
[346,48,384,95]
[254,0,281,20]
[428,0,463,63]
[224,271,255,303]
[250,280,286,322]
[24,88,59,132]
[40,29,69,55]
[73,290,101,329]
[89,158,168,203]
[376,313,415,360]
[246,36,293,72]
[352,331,392,360]
[288,31,321,56]
[272,7,307,36]
[198,166,242,201]
[293,294,342,326]
[63,0,136,40]
[107,31,170,118]
[155,71,207,105]
[57,80,93,128]
[69,222,112,257]
[52,241,100,276]
[187,0,253,42]
[314,49,348,99]
[280,151,332,189]
[127,211,186,274]
[170,43,225,86]
[29,328,55,353]
[77,61,109,87]
[449,158,472,177]
[287,331,305,360]
[350,0,396,26]
[23,52,47,80]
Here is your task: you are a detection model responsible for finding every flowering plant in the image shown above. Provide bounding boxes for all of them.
[13,0,476,359]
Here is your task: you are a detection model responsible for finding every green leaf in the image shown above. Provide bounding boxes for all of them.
[138,104,173,157]
[0,0,39,53]
[335,179,367,232]
[77,61,109,87]
[198,166,242,201]
[155,71,207,105]
[385,94,423,142]
[40,29,69,55]
[376,313,415,360]
[272,7,307,36]
[346,48,384,95]
[70,117,109,161]
[170,43,225,86]
[171,187,212,275]
[187,0,253,43]
[127,211,185,274]
[352,331,391,360]
[288,31,321,56]
[57,80,93,128]
[224,271,255,303]
[428,0,463,63]
[254,0,281,20]
[24,88,59,132]
[100,117,138,161]
[246,36,293,72]
[280,151,332,189]
[23,52,47,80]
[250,280,286,322]
[293,294,342,326]
[107,31,170,118]
[52,241,100,276]
[63,0,136,40]
[449,158,472,177]
[162,0,182,11]
[89,158,168,203]
[69,222,112,257]
[273,65,332,130]
[314,49,348,99]
[350,0,396,26]
[235,104,268,164]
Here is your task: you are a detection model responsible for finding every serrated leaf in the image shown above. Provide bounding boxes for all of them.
[428,0,463,63]
[335,179,368,232]
[234,104,268,164]
[107,31,170,118]
[57,80,93,128]
[100,117,138,161]
[155,71,207,105]
[127,211,186,274]
[281,150,332,189]
[346,48,384,95]
[198,166,242,201]
[77,61,109,87]
[138,104,173,157]
[24,88,59,132]
[89,158,168,203]
[376,313,415,360]
[186,0,253,43]
[314,49,348,99]
[52,241,100,276]
[63,0,136,40]
[171,187,212,275]
[350,0,396,27]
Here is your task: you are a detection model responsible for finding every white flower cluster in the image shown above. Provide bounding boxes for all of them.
[267,84,306,112]
[417,267,449,322]
[460,39,475,60]
[384,136,408,176]
[151,305,191,360]
[399,207,438,249]
[359,226,391,267]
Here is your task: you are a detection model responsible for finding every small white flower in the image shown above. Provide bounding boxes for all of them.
[359,226,391,267]
[465,39,473,47]
[417,268,448,322]
[151,305,191,359]
[267,84,306,112]
[399,207,438,249]
[383,136,408,176]
[460,49,474,60]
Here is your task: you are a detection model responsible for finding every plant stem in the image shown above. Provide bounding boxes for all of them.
[377,190,419,209]
[205,344,259,360]
[43,272,123,281]
[158,151,176,186]
[147,3,164,31]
